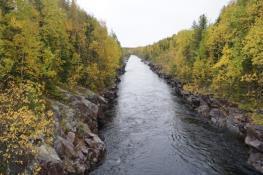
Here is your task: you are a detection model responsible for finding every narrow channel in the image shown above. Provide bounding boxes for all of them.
[91,55,259,175]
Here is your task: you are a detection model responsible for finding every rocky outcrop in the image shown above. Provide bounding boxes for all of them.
[25,60,127,174]
[145,61,263,173]
[37,88,107,175]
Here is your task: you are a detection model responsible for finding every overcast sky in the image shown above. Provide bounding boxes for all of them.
[77,0,230,47]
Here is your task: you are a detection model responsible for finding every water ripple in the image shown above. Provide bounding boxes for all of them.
[91,56,260,175]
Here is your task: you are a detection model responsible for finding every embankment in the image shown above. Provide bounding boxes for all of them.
[37,61,127,174]
[144,60,263,173]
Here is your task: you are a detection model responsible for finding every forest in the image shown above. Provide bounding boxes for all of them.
[0,0,122,173]
[131,0,262,124]
[1,0,263,174]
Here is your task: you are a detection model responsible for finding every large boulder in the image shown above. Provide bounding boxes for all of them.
[55,136,77,159]
[53,132,105,174]
[37,145,64,175]
[70,95,99,133]
[76,87,108,105]
[52,101,77,135]
[226,107,250,135]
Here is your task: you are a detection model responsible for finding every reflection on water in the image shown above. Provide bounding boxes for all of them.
[91,55,259,175]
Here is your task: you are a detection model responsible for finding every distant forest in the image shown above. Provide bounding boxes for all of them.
[131,0,262,123]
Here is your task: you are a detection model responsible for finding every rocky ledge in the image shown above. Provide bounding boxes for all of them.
[38,87,107,175]
[145,61,263,173]
[37,62,126,174]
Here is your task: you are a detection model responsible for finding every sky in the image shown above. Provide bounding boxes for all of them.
[77,0,230,47]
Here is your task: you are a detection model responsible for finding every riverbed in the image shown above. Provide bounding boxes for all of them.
[91,55,260,175]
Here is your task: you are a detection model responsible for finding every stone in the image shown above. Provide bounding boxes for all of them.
[51,101,77,134]
[186,95,201,108]
[209,98,221,108]
[37,145,64,175]
[245,125,263,173]
[247,150,263,173]
[181,90,190,98]
[55,136,77,159]
[196,104,210,118]
[226,107,249,135]
[209,108,226,127]
[66,132,75,144]
[39,84,114,174]
[70,96,99,133]
[245,125,263,152]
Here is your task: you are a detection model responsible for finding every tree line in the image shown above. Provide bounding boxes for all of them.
[0,0,122,92]
[132,0,262,118]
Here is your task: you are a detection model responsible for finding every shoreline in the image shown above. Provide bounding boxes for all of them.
[143,59,263,173]
[37,59,127,175]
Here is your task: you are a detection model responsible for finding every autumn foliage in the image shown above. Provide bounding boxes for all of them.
[0,81,54,173]
[133,0,262,113]
[0,0,122,173]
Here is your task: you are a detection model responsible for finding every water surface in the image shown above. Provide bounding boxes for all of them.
[91,55,259,175]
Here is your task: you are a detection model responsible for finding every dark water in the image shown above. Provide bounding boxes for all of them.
[91,55,259,175]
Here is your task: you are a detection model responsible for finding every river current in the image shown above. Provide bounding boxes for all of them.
[91,55,259,175]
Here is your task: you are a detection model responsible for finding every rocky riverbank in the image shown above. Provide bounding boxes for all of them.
[37,61,127,175]
[144,60,263,173]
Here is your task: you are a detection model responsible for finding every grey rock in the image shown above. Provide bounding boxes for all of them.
[181,90,190,98]
[196,104,210,118]
[37,145,64,175]
[248,150,263,173]
[55,136,77,159]
[245,125,263,173]
[37,145,61,164]
[209,108,226,127]
[245,125,263,152]
[66,132,75,144]
[186,95,201,108]
[226,107,249,135]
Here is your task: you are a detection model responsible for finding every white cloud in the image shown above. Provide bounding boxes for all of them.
[77,0,230,47]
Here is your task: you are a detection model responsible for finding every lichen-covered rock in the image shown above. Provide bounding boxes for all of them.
[55,136,77,159]
[70,95,99,133]
[39,87,107,174]
[37,145,64,175]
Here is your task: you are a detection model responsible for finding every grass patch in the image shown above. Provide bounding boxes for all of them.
[252,113,263,125]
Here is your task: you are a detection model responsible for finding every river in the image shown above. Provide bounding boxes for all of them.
[91,55,259,175]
